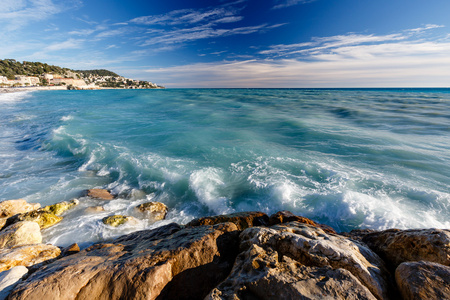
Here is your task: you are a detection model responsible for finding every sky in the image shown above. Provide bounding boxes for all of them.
[2,0,450,87]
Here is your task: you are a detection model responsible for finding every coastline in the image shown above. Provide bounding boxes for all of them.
[0,86,164,93]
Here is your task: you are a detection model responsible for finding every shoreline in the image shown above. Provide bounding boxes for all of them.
[0,196,448,299]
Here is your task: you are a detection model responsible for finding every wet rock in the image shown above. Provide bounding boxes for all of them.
[0,266,28,300]
[84,206,105,213]
[0,244,61,272]
[187,211,269,230]
[0,199,40,219]
[207,243,377,300]
[0,221,41,249]
[84,189,114,200]
[395,261,450,300]
[102,215,137,227]
[269,210,337,234]
[211,222,391,300]
[42,199,79,216]
[135,202,167,221]
[362,228,450,267]
[8,222,239,300]
[4,210,62,229]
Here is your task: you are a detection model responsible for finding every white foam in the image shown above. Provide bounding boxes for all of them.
[189,167,233,214]
[60,115,73,122]
[0,91,31,103]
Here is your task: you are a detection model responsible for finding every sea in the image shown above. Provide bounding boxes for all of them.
[0,88,449,248]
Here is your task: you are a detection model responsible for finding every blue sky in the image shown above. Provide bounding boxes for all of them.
[2,0,450,87]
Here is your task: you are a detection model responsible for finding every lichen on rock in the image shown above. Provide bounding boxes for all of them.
[42,199,79,216]
[102,215,137,227]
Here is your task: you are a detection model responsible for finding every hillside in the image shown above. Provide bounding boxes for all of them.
[0,59,163,89]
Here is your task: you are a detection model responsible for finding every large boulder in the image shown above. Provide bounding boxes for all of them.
[0,200,40,219]
[3,210,62,229]
[187,211,269,230]
[0,266,28,300]
[0,244,61,272]
[84,189,114,200]
[42,199,79,216]
[0,200,40,230]
[8,222,240,300]
[0,221,41,249]
[362,228,450,267]
[209,222,391,300]
[269,210,336,234]
[135,202,167,222]
[395,261,450,300]
[207,243,377,300]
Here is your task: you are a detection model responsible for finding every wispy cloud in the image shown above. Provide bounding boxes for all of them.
[259,25,445,58]
[130,8,240,26]
[272,0,317,9]
[0,0,80,31]
[140,23,281,46]
[130,5,283,49]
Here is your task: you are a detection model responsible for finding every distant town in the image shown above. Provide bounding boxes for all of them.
[0,59,164,90]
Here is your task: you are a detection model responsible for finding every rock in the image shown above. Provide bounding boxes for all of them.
[42,199,79,216]
[135,202,167,221]
[0,221,41,249]
[395,261,450,300]
[0,244,61,272]
[84,189,114,200]
[8,222,239,300]
[0,200,41,230]
[210,222,391,300]
[341,229,378,242]
[187,211,269,230]
[362,228,450,267]
[0,199,40,219]
[84,206,105,213]
[207,243,377,300]
[102,215,137,227]
[0,266,28,300]
[3,210,62,229]
[60,243,80,258]
[269,210,337,234]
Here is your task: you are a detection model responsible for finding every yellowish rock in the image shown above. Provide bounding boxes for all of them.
[0,244,61,272]
[5,210,63,229]
[135,201,168,221]
[0,221,41,249]
[0,199,40,219]
[102,215,137,227]
[42,199,79,216]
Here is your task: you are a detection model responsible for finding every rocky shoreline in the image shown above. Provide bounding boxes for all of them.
[0,193,448,300]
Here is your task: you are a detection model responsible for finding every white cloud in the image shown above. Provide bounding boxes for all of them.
[45,39,84,51]
[0,0,79,31]
[130,8,237,26]
[273,0,317,9]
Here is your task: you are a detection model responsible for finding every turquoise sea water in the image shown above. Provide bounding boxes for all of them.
[0,88,449,247]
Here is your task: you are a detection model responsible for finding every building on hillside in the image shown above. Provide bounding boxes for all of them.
[0,76,8,85]
[51,78,87,87]
[43,74,54,80]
